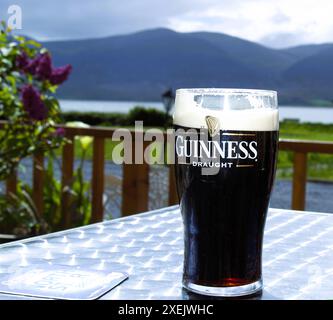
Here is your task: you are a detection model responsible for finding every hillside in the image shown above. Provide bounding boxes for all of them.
[42,28,333,105]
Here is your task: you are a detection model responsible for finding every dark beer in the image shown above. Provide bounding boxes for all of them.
[173,89,279,296]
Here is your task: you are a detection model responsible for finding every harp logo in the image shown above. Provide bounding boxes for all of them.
[205,116,220,137]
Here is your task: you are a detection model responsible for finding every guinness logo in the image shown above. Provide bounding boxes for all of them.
[205,116,220,137]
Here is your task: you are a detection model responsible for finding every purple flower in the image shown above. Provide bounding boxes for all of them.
[16,52,29,70]
[50,65,72,85]
[21,85,48,121]
[36,54,52,80]
[16,50,71,85]
[54,127,65,137]
[24,57,40,75]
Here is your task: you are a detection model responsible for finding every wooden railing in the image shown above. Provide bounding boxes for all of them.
[279,140,333,210]
[2,122,333,226]
[1,123,178,228]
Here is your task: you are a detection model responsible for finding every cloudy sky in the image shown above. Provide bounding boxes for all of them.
[1,0,333,48]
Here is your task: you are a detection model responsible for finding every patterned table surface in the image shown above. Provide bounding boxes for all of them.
[0,205,333,300]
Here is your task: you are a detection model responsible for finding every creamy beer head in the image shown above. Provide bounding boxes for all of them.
[173,88,278,131]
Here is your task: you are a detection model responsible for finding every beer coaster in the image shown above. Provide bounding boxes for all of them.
[0,264,128,300]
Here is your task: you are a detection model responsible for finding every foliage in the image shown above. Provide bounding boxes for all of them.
[0,23,71,180]
[0,137,92,235]
[0,23,73,235]
[43,137,92,231]
[61,106,173,127]
[0,182,48,236]
[127,106,172,127]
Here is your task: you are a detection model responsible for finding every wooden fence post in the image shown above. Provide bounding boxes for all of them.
[168,164,178,205]
[122,164,149,216]
[61,136,74,228]
[33,153,44,217]
[91,137,105,223]
[292,152,307,211]
[122,141,149,216]
[6,170,17,198]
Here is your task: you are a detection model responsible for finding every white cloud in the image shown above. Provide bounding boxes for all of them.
[167,0,333,47]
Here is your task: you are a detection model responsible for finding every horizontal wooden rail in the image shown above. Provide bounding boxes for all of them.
[279,139,333,154]
[2,119,333,222]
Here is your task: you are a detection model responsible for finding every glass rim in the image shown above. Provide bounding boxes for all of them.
[176,88,277,97]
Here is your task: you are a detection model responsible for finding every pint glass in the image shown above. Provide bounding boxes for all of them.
[173,89,279,297]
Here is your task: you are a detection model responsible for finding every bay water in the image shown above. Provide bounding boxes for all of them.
[60,99,333,124]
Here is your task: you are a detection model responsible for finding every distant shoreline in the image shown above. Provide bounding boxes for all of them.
[59,98,333,109]
[58,100,333,124]
[60,98,161,105]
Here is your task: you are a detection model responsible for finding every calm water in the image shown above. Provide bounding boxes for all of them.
[60,99,333,124]
[60,100,163,114]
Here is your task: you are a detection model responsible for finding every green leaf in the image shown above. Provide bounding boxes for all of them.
[25,40,42,48]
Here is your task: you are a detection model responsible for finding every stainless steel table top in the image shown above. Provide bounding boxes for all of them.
[0,205,333,300]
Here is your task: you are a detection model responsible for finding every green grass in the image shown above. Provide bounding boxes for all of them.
[278,121,333,181]
[280,121,333,141]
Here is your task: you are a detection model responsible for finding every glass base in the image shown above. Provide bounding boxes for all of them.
[183,279,263,297]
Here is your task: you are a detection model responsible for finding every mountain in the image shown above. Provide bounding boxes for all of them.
[281,46,333,104]
[188,31,297,74]
[42,28,333,105]
[281,43,333,60]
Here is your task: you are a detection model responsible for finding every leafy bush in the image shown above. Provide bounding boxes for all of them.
[0,23,74,235]
[0,183,47,236]
[0,23,71,180]
[43,140,92,231]
[127,106,172,127]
